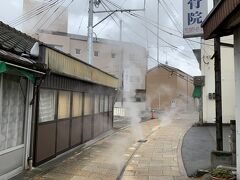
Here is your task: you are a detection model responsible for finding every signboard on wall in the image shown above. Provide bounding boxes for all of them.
[183,0,208,38]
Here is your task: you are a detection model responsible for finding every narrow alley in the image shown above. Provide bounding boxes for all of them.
[1,0,239,179]
[13,111,197,180]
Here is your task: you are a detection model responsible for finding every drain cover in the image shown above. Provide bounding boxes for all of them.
[138,139,148,143]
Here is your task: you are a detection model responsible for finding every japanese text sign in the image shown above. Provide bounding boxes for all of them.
[183,0,208,38]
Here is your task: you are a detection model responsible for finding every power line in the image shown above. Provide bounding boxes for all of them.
[32,0,66,32]
[37,0,69,31]
[102,0,197,60]
[103,0,213,47]
[77,0,89,33]
[9,0,55,24]
[148,55,194,84]
[10,0,60,27]
[159,0,197,52]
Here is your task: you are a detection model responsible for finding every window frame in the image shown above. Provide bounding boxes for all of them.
[84,93,93,116]
[72,91,83,118]
[94,94,100,114]
[57,90,71,120]
[111,52,116,58]
[99,95,104,113]
[38,88,57,124]
[75,49,81,55]
[94,51,99,57]
[104,95,109,112]
[0,73,28,152]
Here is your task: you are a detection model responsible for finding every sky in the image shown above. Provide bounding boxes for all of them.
[0,0,214,76]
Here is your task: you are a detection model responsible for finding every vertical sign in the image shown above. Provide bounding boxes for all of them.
[183,0,208,38]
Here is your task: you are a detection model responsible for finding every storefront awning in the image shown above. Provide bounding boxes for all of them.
[202,0,240,39]
[0,60,37,84]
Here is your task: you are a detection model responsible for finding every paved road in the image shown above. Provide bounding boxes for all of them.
[13,112,197,180]
[182,126,231,177]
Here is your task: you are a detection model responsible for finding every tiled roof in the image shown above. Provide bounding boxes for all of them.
[0,21,37,54]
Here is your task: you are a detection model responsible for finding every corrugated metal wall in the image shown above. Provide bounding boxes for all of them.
[203,0,240,39]
[45,48,118,88]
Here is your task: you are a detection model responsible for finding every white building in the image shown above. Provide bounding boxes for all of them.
[201,36,235,124]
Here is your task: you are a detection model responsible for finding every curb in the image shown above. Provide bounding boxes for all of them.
[177,124,194,178]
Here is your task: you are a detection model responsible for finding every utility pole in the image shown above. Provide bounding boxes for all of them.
[87,0,94,65]
[120,20,123,41]
[157,0,160,65]
[120,19,124,107]
[213,0,223,151]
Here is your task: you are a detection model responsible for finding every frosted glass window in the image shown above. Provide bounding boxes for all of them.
[104,96,108,112]
[0,74,27,151]
[58,91,71,119]
[100,95,104,113]
[109,96,113,111]
[84,93,92,115]
[94,95,99,114]
[39,89,56,123]
[72,92,83,117]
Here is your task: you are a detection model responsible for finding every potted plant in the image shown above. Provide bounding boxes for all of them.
[210,168,234,180]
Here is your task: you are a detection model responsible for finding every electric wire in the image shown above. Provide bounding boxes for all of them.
[103,0,213,47]
[77,0,89,33]
[9,0,56,25]
[32,0,66,32]
[36,0,70,31]
[101,1,144,44]
[10,0,60,27]
[102,0,195,60]
[148,55,194,84]
[159,0,196,50]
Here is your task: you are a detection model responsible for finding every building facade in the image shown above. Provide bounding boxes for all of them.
[201,36,235,124]
[202,1,240,177]
[146,64,194,111]
[0,21,118,179]
[33,45,118,166]
[0,22,47,179]
[35,30,148,104]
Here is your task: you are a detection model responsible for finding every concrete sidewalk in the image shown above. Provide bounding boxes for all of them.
[12,112,196,180]
[121,113,197,180]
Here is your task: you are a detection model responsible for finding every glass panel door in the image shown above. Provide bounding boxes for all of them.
[0,74,27,151]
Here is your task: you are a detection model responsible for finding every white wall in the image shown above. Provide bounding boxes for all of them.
[221,40,235,123]
[234,28,240,179]
[201,36,235,124]
[201,40,216,123]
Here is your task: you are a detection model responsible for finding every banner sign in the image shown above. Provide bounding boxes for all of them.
[183,0,208,38]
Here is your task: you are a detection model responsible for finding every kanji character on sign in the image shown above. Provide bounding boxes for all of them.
[188,0,202,9]
[188,11,203,25]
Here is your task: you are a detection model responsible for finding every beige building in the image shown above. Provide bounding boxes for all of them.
[23,0,68,34]
[35,30,148,103]
[201,36,235,124]
[146,64,194,111]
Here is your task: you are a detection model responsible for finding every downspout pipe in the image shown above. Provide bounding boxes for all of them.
[28,74,46,170]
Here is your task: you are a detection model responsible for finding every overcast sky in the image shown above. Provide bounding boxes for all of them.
[0,0,214,76]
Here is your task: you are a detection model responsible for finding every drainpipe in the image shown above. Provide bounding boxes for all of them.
[28,82,38,170]
[28,75,46,170]
[230,120,236,166]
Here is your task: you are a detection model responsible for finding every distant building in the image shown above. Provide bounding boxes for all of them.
[201,36,235,124]
[146,64,194,111]
[34,30,148,104]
